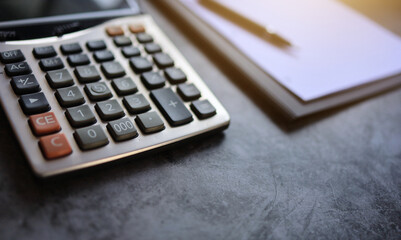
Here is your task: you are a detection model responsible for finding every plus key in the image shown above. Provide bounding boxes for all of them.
[150,88,193,126]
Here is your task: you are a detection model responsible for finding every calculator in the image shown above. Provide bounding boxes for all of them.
[0,1,229,177]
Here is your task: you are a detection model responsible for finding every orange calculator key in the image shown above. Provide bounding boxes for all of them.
[129,24,145,33]
[106,26,124,36]
[39,133,72,160]
[29,112,61,136]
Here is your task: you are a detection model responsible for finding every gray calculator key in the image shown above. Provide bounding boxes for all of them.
[121,46,140,58]
[74,65,101,83]
[19,92,50,115]
[60,43,82,55]
[74,125,109,150]
[33,46,57,59]
[95,99,125,121]
[153,53,174,69]
[11,74,41,95]
[55,86,85,108]
[144,43,162,54]
[123,94,151,114]
[150,88,193,126]
[177,83,201,101]
[113,36,132,47]
[135,111,165,134]
[45,69,74,88]
[0,49,25,63]
[5,62,32,76]
[164,67,186,84]
[101,61,125,79]
[141,72,165,89]
[136,33,154,43]
[86,40,106,51]
[190,100,216,119]
[111,77,137,96]
[93,50,114,62]
[84,82,112,101]
[66,105,96,128]
[67,54,90,66]
[129,57,153,74]
[39,57,64,71]
[107,118,138,141]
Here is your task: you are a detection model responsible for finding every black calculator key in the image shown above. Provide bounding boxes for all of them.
[101,61,125,79]
[113,36,132,47]
[150,88,193,126]
[153,53,174,69]
[60,43,82,55]
[95,99,125,121]
[111,77,137,96]
[121,46,140,58]
[144,43,162,54]
[86,40,106,51]
[67,54,90,67]
[191,100,216,119]
[46,69,74,88]
[107,118,138,142]
[74,65,101,83]
[11,74,41,95]
[177,83,201,101]
[136,33,154,43]
[33,46,56,59]
[129,57,153,73]
[0,49,25,63]
[55,86,85,108]
[5,62,32,77]
[141,72,165,89]
[74,125,109,150]
[66,105,96,128]
[164,67,186,84]
[39,57,64,71]
[84,82,112,101]
[19,92,50,115]
[123,94,151,114]
[93,50,114,63]
[135,111,165,134]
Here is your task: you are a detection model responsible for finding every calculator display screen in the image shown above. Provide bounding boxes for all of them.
[0,0,136,22]
[0,0,141,40]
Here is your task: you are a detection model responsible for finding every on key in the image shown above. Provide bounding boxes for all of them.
[150,88,193,126]
[19,92,50,115]
[5,62,32,77]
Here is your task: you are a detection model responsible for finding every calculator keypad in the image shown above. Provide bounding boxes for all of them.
[0,17,229,177]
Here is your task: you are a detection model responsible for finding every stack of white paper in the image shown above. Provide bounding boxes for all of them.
[181,0,401,101]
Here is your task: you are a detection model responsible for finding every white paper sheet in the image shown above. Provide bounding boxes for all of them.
[181,0,401,101]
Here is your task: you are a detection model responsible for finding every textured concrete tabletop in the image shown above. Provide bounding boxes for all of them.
[1,1,400,240]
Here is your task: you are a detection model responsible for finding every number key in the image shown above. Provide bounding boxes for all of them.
[74,65,101,83]
[111,77,137,96]
[55,86,85,108]
[95,99,125,121]
[84,82,112,101]
[65,105,96,128]
[46,69,74,88]
[74,125,109,150]
[123,94,151,114]
[107,117,138,141]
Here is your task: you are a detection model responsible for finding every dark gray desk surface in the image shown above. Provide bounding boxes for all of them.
[1,2,400,240]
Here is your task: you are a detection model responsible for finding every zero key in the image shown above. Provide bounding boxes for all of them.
[39,133,72,160]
